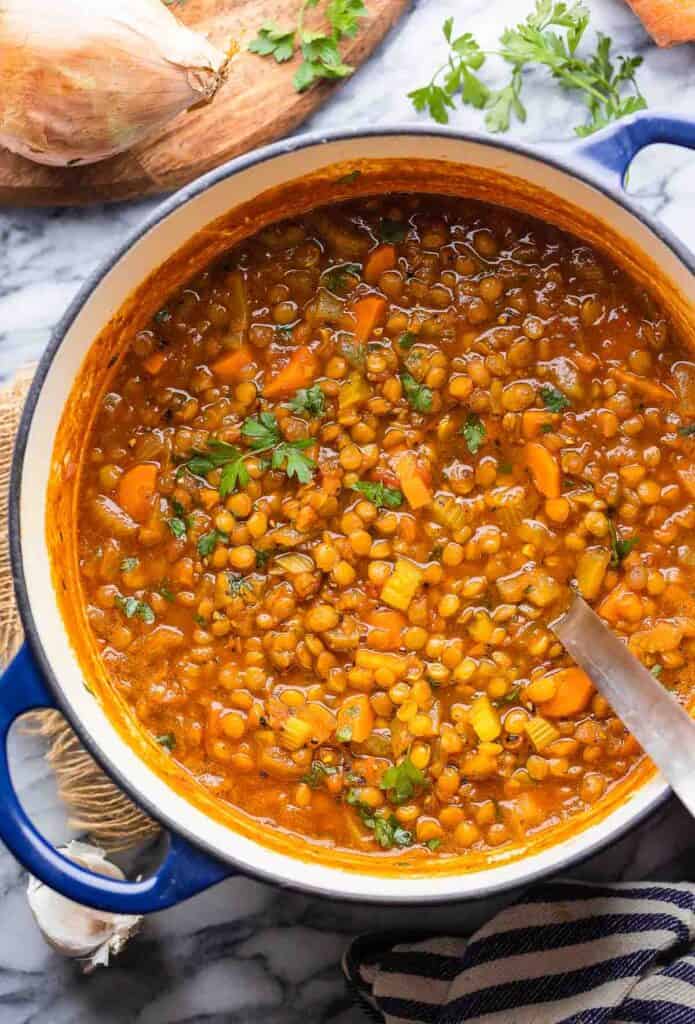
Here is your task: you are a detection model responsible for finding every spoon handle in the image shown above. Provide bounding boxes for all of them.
[551,594,695,817]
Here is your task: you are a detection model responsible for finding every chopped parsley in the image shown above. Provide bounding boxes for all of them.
[168,516,187,539]
[197,529,229,558]
[380,757,426,804]
[399,331,417,350]
[425,838,442,851]
[540,422,554,434]
[379,218,407,243]
[227,572,252,597]
[120,557,139,573]
[650,664,663,678]
[286,384,326,418]
[302,760,339,788]
[154,308,171,324]
[115,595,155,625]
[678,423,695,437]
[336,726,353,743]
[347,790,413,849]
[242,412,316,484]
[178,439,250,496]
[322,263,361,294]
[401,372,433,413]
[608,519,639,567]
[461,412,486,455]
[156,733,176,751]
[351,480,403,509]
[255,549,271,569]
[540,385,571,413]
[160,583,176,603]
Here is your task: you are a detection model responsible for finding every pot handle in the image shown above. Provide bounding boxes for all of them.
[575,111,695,189]
[0,644,232,913]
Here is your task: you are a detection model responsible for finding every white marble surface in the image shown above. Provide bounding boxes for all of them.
[2,0,695,1020]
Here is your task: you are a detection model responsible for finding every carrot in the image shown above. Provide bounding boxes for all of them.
[142,351,166,375]
[367,609,406,651]
[210,345,255,383]
[539,667,594,718]
[524,441,561,498]
[521,410,554,439]
[336,694,373,743]
[396,453,432,509]
[611,368,676,404]
[263,346,318,399]
[117,463,158,523]
[598,583,629,624]
[353,295,387,344]
[574,352,599,374]
[364,244,396,285]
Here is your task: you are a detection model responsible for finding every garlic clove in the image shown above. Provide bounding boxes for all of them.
[0,0,231,167]
[27,841,142,972]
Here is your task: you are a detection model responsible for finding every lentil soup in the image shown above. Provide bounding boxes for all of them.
[75,194,695,864]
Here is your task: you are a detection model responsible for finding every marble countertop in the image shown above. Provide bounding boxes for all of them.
[2,0,695,1020]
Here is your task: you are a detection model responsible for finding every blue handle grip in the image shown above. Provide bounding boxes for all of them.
[0,645,232,912]
[576,111,695,187]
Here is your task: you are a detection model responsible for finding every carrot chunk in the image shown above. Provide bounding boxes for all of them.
[521,410,554,439]
[366,609,406,651]
[538,667,594,718]
[364,244,396,285]
[211,345,255,383]
[524,441,561,498]
[142,351,166,375]
[352,295,387,344]
[263,346,318,399]
[336,694,373,743]
[396,453,432,509]
[117,463,158,523]
[611,368,676,404]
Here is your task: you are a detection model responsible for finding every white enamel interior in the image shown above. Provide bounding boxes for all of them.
[18,133,689,902]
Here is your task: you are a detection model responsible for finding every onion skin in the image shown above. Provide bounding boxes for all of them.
[0,0,230,167]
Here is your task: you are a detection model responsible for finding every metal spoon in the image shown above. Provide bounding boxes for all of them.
[551,593,695,817]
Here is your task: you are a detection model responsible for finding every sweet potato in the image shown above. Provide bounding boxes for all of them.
[117,463,158,523]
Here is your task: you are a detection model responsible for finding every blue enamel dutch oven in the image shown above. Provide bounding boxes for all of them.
[2,113,695,913]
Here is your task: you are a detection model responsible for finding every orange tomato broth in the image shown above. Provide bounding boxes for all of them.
[47,159,695,876]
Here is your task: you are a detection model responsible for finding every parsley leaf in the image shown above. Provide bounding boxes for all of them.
[346,790,413,849]
[273,440,316,483]
[156,733,176,751]
[302,759,339,788]
[461,413,486,455]
[380,757,426,804]
[608,519,639,567]
[168,516,187,539]
[178,439,249,497]
[351,480,403,509]
[678,423,695,437]
[399,332,417,350]
[286,385,326,418]
[425,837,442,851]
[322,262,361,294]
[651,664,663,678]
[242,412,282,449]
[336,726,353,743]
[379,218,407,243]
[198,529,229,558]
[401,372,433,413]
[248,21,296,62]
[540,385,571,413]
[226,572,252,597]
[409,3,646,138]
[120,557,139,573]
[115,595,155,625]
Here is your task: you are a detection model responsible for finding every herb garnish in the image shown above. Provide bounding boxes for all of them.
[347,790,413,849]
[302,760,339,788]
[322,263,361,294]
[650,664,663,678]
[226,572,252,597]
[401,372,433,413]
[678,424,695,437]
[156,733,176,750]
[379,218,407,243]
[399,332,417,350]
[160,583,176,603]
[198,529,229,558]
[608,519,639,567]
[409,3,646,136]
[120,557,139,573]
[249,0,367,93]
[351,480,403,509]
[380,757,426,804]
[286,384,326,418]
[540,385,571,413]
[115,595,155,625]
[242,412,316,483]
[461,412,486,455]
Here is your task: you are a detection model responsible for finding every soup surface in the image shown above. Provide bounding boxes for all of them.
[77,195,695,861]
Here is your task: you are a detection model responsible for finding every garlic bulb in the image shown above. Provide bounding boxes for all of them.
[0,0,230,167]
[27,842,142,972]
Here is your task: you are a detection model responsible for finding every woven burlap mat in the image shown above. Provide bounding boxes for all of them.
[0,368,159,852]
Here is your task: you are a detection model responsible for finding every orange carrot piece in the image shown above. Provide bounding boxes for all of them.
[623,0,695,47]
[367,609,406,651]
[574,352,599,374]
[336,694,374,743]
[521,410,554,439]
[263,346,318,399]
[540,667,594,718]
[353,295,387,344]
[396,453,432,509]
[598,583,630,624]
[211,345,255,383]
[117,463,158,523]
[612,368,676,404]
[364,244,397,285]
[524,441,561,498]
[143,351,166,375]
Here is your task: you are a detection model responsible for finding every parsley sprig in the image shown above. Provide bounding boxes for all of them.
[461,413,486,455]
[351,480,403,509]
[401,372,433,413]
[540,386,571,413]
[409,2,646,136]
[286,385,326,418]
[608,519,639,567]
[249,0,367,93]
[380,758,426,805]
[346,790,413,849]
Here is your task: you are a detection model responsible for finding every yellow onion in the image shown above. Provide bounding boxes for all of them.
[0,0,230,167]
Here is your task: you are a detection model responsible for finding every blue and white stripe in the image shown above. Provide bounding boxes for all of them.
[343,882,695,1023]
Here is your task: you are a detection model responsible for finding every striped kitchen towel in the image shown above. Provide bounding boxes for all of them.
[343,881,695,1023]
